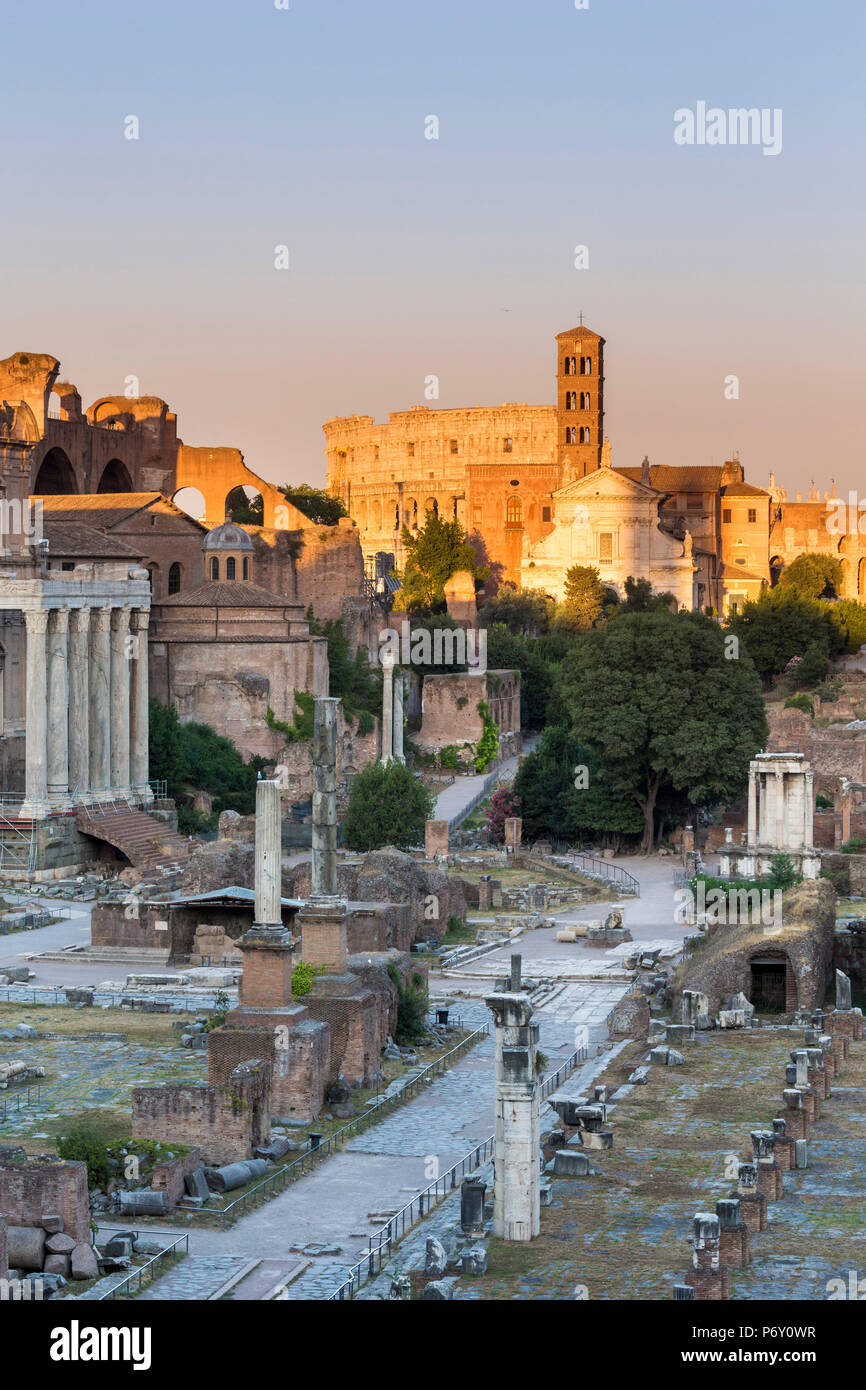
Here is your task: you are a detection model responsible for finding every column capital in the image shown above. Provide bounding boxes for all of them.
[130,607,150,632]
[110,604,132,631]
[92,604,112,632]
[48,606,70,633]
[69,607,91,633]
[24,608,50,634]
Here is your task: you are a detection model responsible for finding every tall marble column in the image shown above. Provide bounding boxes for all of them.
[68,608,90,799]
[254,777,284,932]
[129,608,150,801]
[392,669,405,763]
[110,605,131,795]
[46,607,71,808]
[804,769,814,848]
[89,605,112,794]
[486,955,541,1242]
[310,696,343,906]
[380,649,394,764]
[747,766,757,846]
[21,608,50,819]
[775,769,785,849]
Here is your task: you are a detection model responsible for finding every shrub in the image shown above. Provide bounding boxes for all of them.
[292,960,325,997]
[475,700,499,772]
[56,1124,113,1190]
[387,965,429,1045]
[768,852,799,890]
[440,744,460,770]
[841,838,866,855]
[485,787,521,844]
[343,761,434,851]
[783,693,813,714]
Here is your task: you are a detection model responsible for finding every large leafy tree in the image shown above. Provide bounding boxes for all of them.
[725,588,845,681]
[342,762,434,851]
[396,513,488,613]
[555,565,606,633]
[478,584,555,636]
[279,484,348,526]
[485,622,557,728]
[778,552,843,600]
[555,610,768,851]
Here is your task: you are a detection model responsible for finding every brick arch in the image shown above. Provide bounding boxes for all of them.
[98,458,135,492]
[32,445,79,494]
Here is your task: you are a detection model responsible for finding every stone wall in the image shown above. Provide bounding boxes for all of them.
[767,708,866,792]
[132,1060,271,1166]
[207,1024,328,1124]
[418,670,520,753]
[674,879,836,1017]
[0,1160,91,1244]
[150,1149,203,1209]
[291,849,466,946]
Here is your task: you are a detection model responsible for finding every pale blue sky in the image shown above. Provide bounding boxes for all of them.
[1,0,863,496]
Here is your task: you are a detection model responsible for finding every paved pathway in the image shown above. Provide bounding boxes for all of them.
[136,1254,254,1301]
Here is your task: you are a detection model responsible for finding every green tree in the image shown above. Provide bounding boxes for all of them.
[725,589,845,682]
[778,552,843,600]
[279,484,348,525]
[620,575,676,612]
[485,623,555,728]
[554,565,606,633]
[556,610,768,852]
[478,585,555,635]
[829,599,866,653]
[225,485,263,525]
[307,610,382,717]
[148,698,263,827]
[342,761,434,851]
[396,512,488,614]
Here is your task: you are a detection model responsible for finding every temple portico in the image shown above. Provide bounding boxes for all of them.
[720,752,820,881]
[2,581,151,821]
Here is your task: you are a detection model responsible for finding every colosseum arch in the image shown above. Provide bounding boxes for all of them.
[33,446,78,494]
[98,458,135,492]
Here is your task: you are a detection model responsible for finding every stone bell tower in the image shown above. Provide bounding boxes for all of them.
[556,321,605,483]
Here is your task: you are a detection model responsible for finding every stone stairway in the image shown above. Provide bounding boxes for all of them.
[75,807,194,874]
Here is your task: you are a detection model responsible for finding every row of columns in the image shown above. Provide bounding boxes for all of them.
[22,604,150,818]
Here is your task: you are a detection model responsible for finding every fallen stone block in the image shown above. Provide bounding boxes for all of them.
[7,1225,46,1272]
[70,1243,100,1280]
[45,1233,76,1255]
[421,1279,453,1300]
[551,1149,591,1176]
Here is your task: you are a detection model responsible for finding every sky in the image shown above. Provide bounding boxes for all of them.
[1,0,863,499]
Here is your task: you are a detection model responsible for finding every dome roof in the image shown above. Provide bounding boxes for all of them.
[202,521,254,552]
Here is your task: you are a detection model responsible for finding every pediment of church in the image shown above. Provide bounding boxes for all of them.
[553,467,661,504]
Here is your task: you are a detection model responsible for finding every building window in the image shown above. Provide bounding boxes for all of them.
[226,556,236,580]
[598,533,613,562]
[723,508,732,524]
[408,441,415,456]
[735,557,746,565]
[581,356,592,374]
[61,561,75,572]
[748,508,757,524]
[374,445,379,460]
[503,437,513,453]
[211,557,219,580]
[242,557,249,579]
[452,496,458,519]
[579,426,591,444]
[686,494,702,511]
[168,562,181,594]
[564,357,571,375]
[395,504,400,530]
[580,392,590,410]
[507,496,523,525]
[542,506,551,523]
[450,439,458,454]
[473,506,482,523]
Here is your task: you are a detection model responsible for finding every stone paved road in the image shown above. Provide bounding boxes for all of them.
[136,1255,254,1301]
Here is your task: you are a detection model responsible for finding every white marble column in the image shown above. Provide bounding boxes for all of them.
[747,767,757,846]
[775,769,785,849]
[21,609,50,819]
[380,649,394,764]
[68,608,90,799]
[393,669,405,763]
[129,608,150,801]
[89,605,112,794]
[46,607,71,808]
[254,777,283,928]
[110,605,132,795]
[804,769,814,849]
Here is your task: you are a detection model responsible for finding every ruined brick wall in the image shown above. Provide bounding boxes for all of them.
[90,903,172,952]
[294,521,366,622]
[207,1023,328,1123]
[418,670,520,752]
[132,1062,271,1166]
[291,850,465,945]
[150,1149,202,1208]
[767,710,866,793]
[0,1161,90,1243]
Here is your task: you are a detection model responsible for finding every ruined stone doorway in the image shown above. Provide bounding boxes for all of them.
[751,960,787,1013]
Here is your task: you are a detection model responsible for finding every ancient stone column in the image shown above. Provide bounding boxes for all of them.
[747,765,757,845]
[254,777,283,931]
[129,609,150,802]
[46,607,71,808]
[68,608,90,799]
[774,768,785,849]
[485,955,540,1242]
[88,605,112,794]
[109,605,132,794]
[804,768,814,847]
[392,668,405,763]
[836,969,853,1012]
[21,608,50,819]
[380,648,394,764]
[310,696,342,906]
